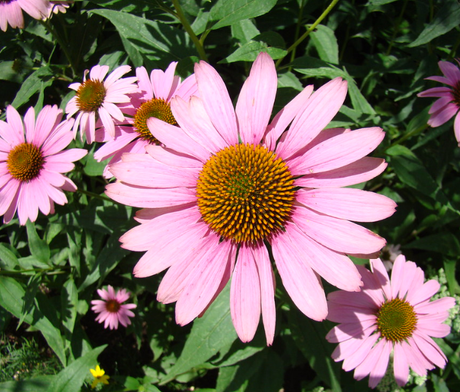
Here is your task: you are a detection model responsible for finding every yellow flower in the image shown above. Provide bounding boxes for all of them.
[90,365,110,389]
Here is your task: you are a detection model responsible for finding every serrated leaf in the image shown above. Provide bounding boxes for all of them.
[160,283,237,384]
[47,345,107,392]
[11,66,54,109]
[209,0,277,30]
[26,220,51,265]
[310,24,339,64]
[90,9,195,65]
[408,0,460,47]
[0,276,66,365]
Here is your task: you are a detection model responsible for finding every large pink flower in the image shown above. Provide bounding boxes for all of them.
[0,105,87,225]
[65,65,137,143]
[91,285,137,330]
[418,59,460,145]
[93,62,197,178]
[326,256,455,388]
[0,0,49,31]
[106,52,396,345]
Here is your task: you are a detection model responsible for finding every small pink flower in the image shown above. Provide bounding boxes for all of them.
[0,0,49,31]
[93,62,197,178]
[106,52,396,345]
[65,65,137,143]
[91,285,137,330]
[0,105,87,225]
[418,59,460,145]
[326,255,455,389]
[46,0,71,16]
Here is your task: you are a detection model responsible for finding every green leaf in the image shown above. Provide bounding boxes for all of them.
[209,0,277,30]
[47,345,107,392]
[310,25,339,64]
[405,232,460,257]
[11,66,54,109]
[160,282,237,384]
[26,220,51,266]
[0,376,54,392]
[0,276,66,365]
[223,32,287,63]
[386,145,439,197]
[408,0,460,47]
[231,19,260,45]
[288,310,342,390]
[90,9,195,65]
[0,243,19,270]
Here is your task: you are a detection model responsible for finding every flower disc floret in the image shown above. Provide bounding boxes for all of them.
[76,79,107,112]
[197,143,295,243]
[7,143,44,181]
[134,98,177,144]
[377,298,417,342]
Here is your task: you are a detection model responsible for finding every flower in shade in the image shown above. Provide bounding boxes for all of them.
[65,65,137,143]
[47,0,70,16]
[90,365,109,389]
[91,285,136,330]
[0,0,50,31]
[0,105,87,225]
[326,255,455,388]
[106,52,396,345]
[418,59,460,145]
[93,62,198,178]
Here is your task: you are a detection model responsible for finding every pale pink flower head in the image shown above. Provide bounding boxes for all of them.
[91,285,137,330]
[93,62,198,178]
[326,255,455,388]
[46,0,71,17]
[0,0,49,31]
[65,65,138,143]
[418,59,460,145]
[106,52,396,345]
[0,105,87,225]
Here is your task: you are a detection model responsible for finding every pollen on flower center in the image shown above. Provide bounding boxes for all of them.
[376,298,417,342]
[76,79,107,112]
[197,143,295,244]
[134,98,177,144]
[7,143,44,182]
[105,299,121,313]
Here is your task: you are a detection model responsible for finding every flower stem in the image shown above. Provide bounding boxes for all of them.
[171,0,208,61]
[78,189,113,203]
[276,0,340,69]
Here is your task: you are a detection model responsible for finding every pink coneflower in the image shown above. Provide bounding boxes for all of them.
[326,255,455,388]
[418,59,460,145]
[93,62,198,178]
[0,0,49,31]
[91,285,136,330]
[0,105,87,225]
[106,52,396,345]
[65,65,137,143]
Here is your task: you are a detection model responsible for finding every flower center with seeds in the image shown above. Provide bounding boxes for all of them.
[133,98,177,144]
[7,143,44,182]
[376,298,417,342]
[76,79,107,112]
[453,80,460,107]
[105,300,121,313]
[197,143,295,244]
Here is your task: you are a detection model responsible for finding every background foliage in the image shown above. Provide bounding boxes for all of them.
[1,0,460,391]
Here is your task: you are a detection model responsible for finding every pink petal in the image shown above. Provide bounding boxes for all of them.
[393,342,410,387]
[236,52,277,144]
[367,339,391,388]
[293,206,386,255]
[194,60,238,146]
[230,245,261,343]
[276,78,348,159]
[296,188,396,222]
[428,102,458,127]
[271,233,328,321]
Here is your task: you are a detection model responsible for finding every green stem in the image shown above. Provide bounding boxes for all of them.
[385,123,429,152]
[78,189,113,203]
[385,0,408,56]
[171,0,208,61]
[276,0,340,69]
[40,19,77,77]
[0,267,69,276]
[290,0,307,64]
